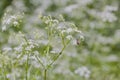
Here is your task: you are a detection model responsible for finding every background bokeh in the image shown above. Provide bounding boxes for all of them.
[0,0,120,80]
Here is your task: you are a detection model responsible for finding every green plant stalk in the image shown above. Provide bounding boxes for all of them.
[26,54,29,80]
[3,63,7,80]
[35,55,45,68]
[10,61,16,80]
[46,27,52,56]
[22,35,30,80]
[43,40,70,80]
[48,40,70,68]
[44,69,47,80]
[48,45,66,67]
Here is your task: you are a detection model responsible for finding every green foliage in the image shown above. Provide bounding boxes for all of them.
[0,0,120,80]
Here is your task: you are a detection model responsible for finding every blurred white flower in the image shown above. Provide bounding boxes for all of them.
[72,39,77,45]
[64,4,78,12]
[66,35,73,40]
[2,26,7,31]
[66,28,74,33]
[6,68,21,80]
[50,48,60,54]
[6,74,11,79]
[100,11,117,22]
[10,15,17,19]
[4,15,16,25]
[13,21,19,26]
[78,0,93,5]
[5,18,12,24]
[104,5,118,12]
[75,66,91,78]
[41,57,52,66]
[54,61,72,75]
[14,46,22,52]
[3,47,12,51]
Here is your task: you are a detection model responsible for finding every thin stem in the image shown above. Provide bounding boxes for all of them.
[48,45,66,67]
[11,61,16,80]
[46,26,52,56]
[26,54,29,80]
[35,55,45,68]
[44,69,47,80]
[48,40,70,68]
[2,64,7,80]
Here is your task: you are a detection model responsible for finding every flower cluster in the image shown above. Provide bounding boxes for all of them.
[39,15,84,46]
[1,12,23,31]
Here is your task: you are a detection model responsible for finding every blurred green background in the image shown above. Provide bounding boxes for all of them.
[0,0,120,80]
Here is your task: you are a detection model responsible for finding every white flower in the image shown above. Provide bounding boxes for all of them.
[6,74,12,79]
[78,0,93,5]
[41,57,52,66]
[3,47,12,51]
[50,48,60,54]
[104,5,118,12]
[75,29,82,33]
[10,15,17,19]
[72,39,77,45]
[75,66,91,78]
[14,45,22,52]
[13,21,19,26]
[66,28,73,33]
[100,11,117,22]
[64,4,78,12]
[6,18,12,24]
[2,26,7,31]
[66,35,73,40]
[80,35,84,41]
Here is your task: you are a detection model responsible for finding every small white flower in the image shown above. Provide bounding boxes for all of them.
[100,11,117,22]
[64,4,78,12]
[2,26,7,31]
[104,5,118,12]
[50,48,60,54]
[14,46,22,52]
[53,20,59,24]
[41,57,52,66]
[10,16,17,19]
[25,44,35,51]
[3,47,12,51]
[34,51,39,55]
[75,29,82,33]
[6,74,11,79]
[75,66,91,78]
[6,18,12,24]
[66,35,73,40]
[66,28,73,33]
[72,39,77,45]
[78,0,93,5]
[13,21,19,26]
[80,35,84,41]
[61,30,66,34]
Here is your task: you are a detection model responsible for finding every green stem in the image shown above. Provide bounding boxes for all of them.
[48,40,70,68]
[44,69,47,80]
[46,27,52,56]
[48,45,66,67]
[26,54,29,80]
[3,64,7,80]
[35,55,45,68]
